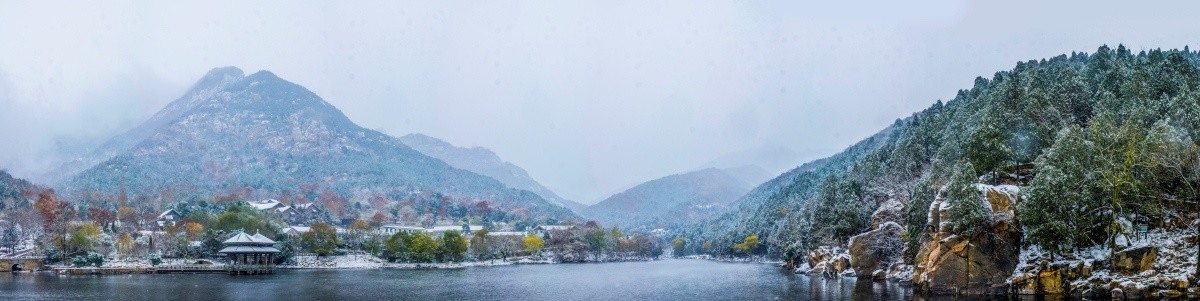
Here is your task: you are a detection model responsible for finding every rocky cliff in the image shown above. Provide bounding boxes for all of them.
[911,184,1022,295]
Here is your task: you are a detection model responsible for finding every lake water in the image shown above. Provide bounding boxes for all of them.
[0,259,929,300]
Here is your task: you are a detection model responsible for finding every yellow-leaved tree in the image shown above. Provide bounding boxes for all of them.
[523,236,544,254]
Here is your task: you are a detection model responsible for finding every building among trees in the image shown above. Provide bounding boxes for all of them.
[155,209,182,229]
[219,231,280,275]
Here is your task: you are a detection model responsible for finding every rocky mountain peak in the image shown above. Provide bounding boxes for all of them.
[187,66,245,95]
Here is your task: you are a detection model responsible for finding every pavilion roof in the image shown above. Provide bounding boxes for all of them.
[222,231,277,246]
[218,246,280,254]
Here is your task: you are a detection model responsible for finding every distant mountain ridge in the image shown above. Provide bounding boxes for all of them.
[582,167,755,229]
[0,170,43,202]
[689,124,899,248]
[398,133,586,212]
[55,67,576,219]
[42,67,247,184]
[718,165,772,188]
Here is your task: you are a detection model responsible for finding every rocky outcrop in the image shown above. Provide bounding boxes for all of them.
[912,184,1022,295]
[798,246,854,277]
[846,199,908,280]
[848,222,904,277]
[1112,246,1157,275]
[1011,261,1091,295]
[870,199,905,229]
[1006,228,1198,299]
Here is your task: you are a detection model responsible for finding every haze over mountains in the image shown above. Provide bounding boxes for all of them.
[30,65,786,225]
[582,167,762,229]
[51,67,575,219]
[398,133,587,212]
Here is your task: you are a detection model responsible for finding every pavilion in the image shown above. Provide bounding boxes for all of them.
[219,231,280,274]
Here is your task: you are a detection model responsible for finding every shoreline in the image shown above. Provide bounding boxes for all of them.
[683,254,784,265]
[30,255,665,275]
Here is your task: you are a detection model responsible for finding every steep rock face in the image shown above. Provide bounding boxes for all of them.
[848,221,904,278]
[848,199,906,278]
[912,184,1022,295]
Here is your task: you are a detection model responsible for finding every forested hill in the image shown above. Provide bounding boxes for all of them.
[681,45,1200,261]
[57,67,577,220]
[582,167,756,229]
[398,133,583,211]
[673,123,900,252]
[0,170,43,206]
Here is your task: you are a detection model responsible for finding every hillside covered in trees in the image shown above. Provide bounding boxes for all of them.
[674,45,1200,295]
[582,167,756,230]
[54,67,577,222]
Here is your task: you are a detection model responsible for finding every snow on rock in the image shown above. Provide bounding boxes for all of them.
[870,199,905,229]
[887,264,914,282]
[848,222,904,277]
[797,246,854,277]
[912,183,1021,295]
[1007,228,1197,299]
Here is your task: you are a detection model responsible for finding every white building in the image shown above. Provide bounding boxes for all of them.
[283,226,311,237]
[487,231,527,237]
[377,224,427,236]
[533,225,576,238]
[429,225,483,236]
[155,209,182,228]
[246,199,285,211]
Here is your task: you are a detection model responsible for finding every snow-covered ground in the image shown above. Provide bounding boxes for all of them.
[1007,227,1197,298]
[685,254,783,265]
[286,255,388,269]
[280,255,560,269]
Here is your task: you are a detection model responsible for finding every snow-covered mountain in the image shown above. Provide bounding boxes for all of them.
[55,67,576,219]
[718,165,772,188]
[582,167,754,229]
[399,133,586,212]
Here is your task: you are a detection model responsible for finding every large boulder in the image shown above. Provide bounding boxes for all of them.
[1112,246,1157,275]
[912,184,1022,295]
[848,222,904,277]
[1010,261,1085,296]
[800,246,854,277]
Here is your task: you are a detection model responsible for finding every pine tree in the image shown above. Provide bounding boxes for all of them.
[944,162,989,236]
[1019,125,1101,254]
[904,173,938,259]
[967,108,1012,176]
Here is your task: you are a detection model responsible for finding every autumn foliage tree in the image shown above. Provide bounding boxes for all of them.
[731,235,759,256]
[301,223,340,256]
[346,219,373,250]
[88,208,116,229]
[370,213,388,228]
[470,229,493,261]
[523,235,544,254]
[33,189,73,258]
[671,238,687,257]
[65,223,101,254]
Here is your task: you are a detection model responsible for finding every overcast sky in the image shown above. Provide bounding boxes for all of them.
[2,1,1199,203]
